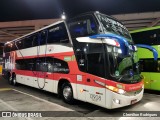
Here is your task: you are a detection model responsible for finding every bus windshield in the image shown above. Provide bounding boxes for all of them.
[67,12,141,84]
[96,13,132,42]
[106,45,141,83]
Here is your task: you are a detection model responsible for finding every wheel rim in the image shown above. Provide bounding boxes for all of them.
[63,86,72,100]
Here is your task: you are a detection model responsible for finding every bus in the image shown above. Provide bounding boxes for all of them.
[0,43,4,74]
[131,26,160,91]
[3,11,146,109]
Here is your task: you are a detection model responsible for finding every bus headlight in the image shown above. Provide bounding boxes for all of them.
[118,89,125,94]
[106,85,126,95]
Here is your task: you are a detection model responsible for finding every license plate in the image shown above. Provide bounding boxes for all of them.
[131,99,137,104]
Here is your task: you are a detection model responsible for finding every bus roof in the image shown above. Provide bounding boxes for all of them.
[130,25,160,33]
[5,20,64,44]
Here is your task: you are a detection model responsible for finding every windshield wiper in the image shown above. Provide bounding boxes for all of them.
[117,73,130,81]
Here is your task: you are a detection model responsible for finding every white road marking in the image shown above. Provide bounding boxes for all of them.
[0,99,33,120]
[144,93,160,96]
[12,89,74,111]
[0,99,17,111]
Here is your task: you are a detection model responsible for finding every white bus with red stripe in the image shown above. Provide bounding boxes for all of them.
[3,12,144,109]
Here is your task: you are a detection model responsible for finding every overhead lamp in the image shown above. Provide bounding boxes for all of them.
[6,41,10,44]
[61,12,66,20]
[96,11,100,14]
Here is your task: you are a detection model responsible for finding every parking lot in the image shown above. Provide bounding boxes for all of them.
[0,76,160,120]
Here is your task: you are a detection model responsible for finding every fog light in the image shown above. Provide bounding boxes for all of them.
[113,99,120,104]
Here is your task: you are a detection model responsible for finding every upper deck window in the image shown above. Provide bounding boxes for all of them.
[131,29,160,45]
[67,15,98,38]
[47,23,69,43]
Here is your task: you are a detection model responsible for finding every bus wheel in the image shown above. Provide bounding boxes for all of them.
[62,82,74,104]
[12,75,17,86]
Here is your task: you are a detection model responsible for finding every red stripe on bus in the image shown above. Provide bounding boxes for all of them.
[13,70,143,91]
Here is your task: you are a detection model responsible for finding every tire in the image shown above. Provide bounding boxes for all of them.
[62,82,74,104]
[12,74,17,86]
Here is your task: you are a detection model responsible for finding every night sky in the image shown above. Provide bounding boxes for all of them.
[0,0,160,22]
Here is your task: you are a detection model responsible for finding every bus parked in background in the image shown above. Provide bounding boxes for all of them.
[131,26,160,91]
[0,43,4,74]
[3,12,145,109]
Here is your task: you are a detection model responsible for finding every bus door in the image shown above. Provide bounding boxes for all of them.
[83,42,106,107]
[76,50,86,102]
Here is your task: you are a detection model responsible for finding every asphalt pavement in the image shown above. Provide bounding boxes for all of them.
[0,76,160,120]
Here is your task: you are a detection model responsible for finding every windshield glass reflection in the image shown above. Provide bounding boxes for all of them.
[96,13,132,41]
[106,45,141,83]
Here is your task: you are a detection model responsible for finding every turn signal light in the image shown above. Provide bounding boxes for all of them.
[80,89,84,92]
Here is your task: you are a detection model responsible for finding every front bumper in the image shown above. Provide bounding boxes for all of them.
[105,87,144,109]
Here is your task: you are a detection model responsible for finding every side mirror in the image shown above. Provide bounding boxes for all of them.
[136,44,158,60]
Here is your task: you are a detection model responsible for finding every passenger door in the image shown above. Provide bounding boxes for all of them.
[74,38,106,106]
[76,52,86,102]
[84,43,106,107]
[85,52,106,107]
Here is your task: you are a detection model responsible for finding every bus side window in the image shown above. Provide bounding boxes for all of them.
[68,15,97,38]
[53,58,69,74]
[139,59,157,72]
[11,42,17,51]
[131,29,158,45]
[24,36,33,48]
[15,60,21,70]
[16,59,26,70]
[32,34,39,47]
[69,20,89,38]
[46,57,54,73]
[39,30,48,45]
[47,23,69,44]
[4,44,11,53]
[26,59,35,71]
[15,40,24,50]
[38,58,48,72]
[35,58,42,71]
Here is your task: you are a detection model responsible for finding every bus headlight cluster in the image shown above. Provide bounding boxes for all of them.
[106,85,126,95]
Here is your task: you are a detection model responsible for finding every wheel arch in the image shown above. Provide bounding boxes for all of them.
[57,79,70,95]
[57,78,76,99]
